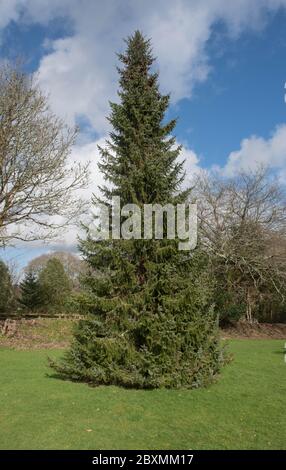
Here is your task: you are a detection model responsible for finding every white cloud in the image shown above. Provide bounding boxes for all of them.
[52,137,107,247]
[38,34,117,132]
[36,0,286,132]
[222,124,286,178]
[0,0,22,29]
[179,145,202,187]
[0,0,74,28]
[69,137,106,201]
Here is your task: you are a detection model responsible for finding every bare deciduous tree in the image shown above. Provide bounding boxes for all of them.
[0,63,89,246]
[25,251,86,289]
[194,167,286,322]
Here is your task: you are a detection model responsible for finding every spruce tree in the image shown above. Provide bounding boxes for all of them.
[51,31,225,388]
[39,258,72,313]
[20,272,42,312]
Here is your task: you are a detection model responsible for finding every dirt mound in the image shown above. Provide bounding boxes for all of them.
[222,322,286,339]
[0,317,75,349]
[1,318,285,349]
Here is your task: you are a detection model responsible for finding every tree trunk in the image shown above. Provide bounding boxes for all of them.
[246,289,253,323]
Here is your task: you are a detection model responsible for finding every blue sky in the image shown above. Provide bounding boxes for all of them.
[1,0,286,271]
[177,13,286,166]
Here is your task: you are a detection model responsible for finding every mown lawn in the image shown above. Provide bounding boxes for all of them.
[0,340,285,450]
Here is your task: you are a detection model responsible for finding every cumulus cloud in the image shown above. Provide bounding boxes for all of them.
[0,0,73,28]
[0,0,22,29]
[222,124,286,179]
[179,145,202,187]
[36,0,286,133]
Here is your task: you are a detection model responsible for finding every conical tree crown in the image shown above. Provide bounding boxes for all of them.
[20,272,42,311]
[51,32,225,389]
[98,30,185,206]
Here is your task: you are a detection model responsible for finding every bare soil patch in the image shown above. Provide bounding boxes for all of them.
[221,321,286,339]
[0,317,76,349]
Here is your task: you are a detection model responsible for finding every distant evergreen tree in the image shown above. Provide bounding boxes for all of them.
[39,258,71,313]
[51,31,225,388]
[20,272,42,312]
[0,260,13,313]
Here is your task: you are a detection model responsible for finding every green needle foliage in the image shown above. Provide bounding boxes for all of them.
[20,271,42,312]
[51,31,225,388]
[39,258,72,313]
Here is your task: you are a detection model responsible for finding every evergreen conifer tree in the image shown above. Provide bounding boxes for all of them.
[39,258,72,313]
[51,31,225,388]
[20,272,42,311]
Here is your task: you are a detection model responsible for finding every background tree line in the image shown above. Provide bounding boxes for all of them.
[0,252,86,316]
[194,166,286,324]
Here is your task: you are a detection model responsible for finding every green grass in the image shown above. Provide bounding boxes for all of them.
[0,340,285,449]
